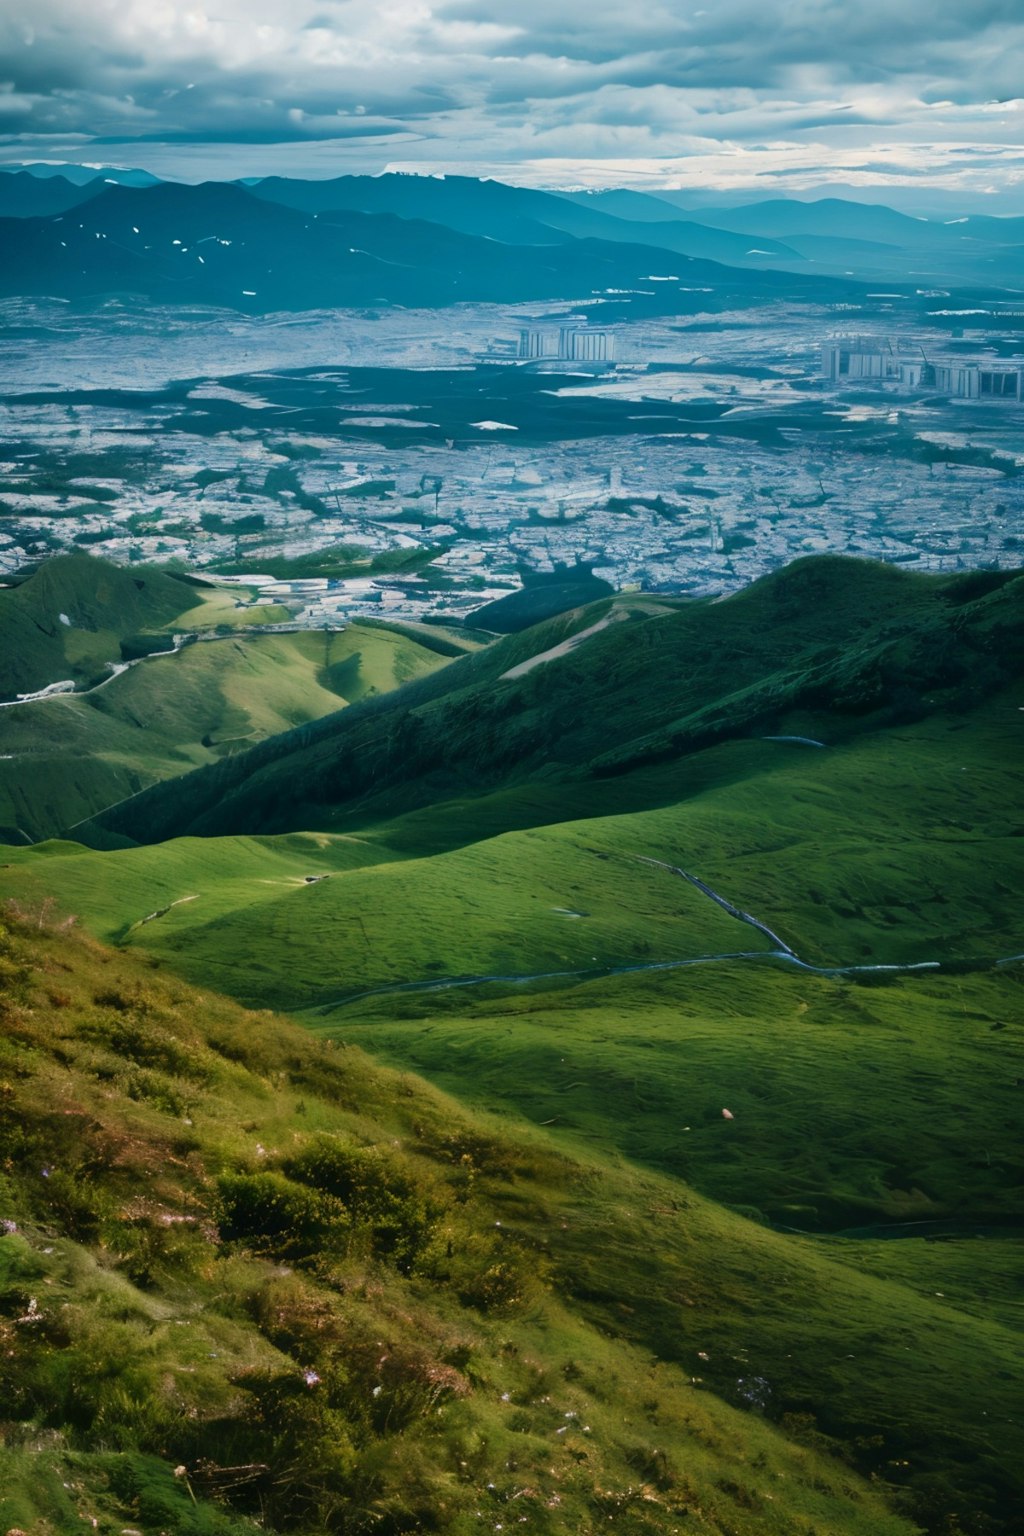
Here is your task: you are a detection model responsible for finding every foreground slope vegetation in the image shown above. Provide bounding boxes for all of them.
[0,908,926,1536]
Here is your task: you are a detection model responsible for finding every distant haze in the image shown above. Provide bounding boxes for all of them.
[0,1,1022,211]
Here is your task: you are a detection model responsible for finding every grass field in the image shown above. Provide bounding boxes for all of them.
[1,554,1022,1534]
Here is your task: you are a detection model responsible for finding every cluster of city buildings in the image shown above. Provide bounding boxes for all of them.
[516,326,614,363]
[822,337,1024,401]
[485,325,616,366]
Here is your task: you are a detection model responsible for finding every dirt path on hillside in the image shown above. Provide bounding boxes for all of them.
[500,610,621,680]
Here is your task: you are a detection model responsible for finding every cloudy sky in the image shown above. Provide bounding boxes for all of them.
[1,0,1023,204]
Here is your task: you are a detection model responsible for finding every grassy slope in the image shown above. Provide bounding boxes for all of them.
[326,961,1024,1230]
[8,688,1021,1237]
[0,555,199,699]
[137,694,1024,1000]
[79,560,1023,848]
[0,624,457,843]
[0,909,925,1536]
[4,556,1022,1534]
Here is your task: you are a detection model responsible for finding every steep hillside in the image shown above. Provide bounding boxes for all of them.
[5,557,1021,1536]
[1,904,1019,1536]
[10,677,1021,1232]
[0,905,922,1536]
[79,559,1024,848]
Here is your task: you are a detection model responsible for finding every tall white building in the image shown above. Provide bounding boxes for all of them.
[518,326,614,362]
[518,328,553,359]
[559,327,613,362]
[821,338,899,382]
[822,335,1023,403]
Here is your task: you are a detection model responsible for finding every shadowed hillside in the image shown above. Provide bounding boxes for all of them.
[79,558,1024,848]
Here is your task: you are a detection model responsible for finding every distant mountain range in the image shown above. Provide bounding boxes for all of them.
[1,164,1022,304]
[0,177,860,312]
[245,172,806,271]
[564,186,1024,284]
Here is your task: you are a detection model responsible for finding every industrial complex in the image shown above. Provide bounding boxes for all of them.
[822,337,1024,401]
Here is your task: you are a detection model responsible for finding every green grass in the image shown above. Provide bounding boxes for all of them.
[71,822,755,1004]
[16,694,1023,1001]
[79,558,1023,849]
[0,907,934,1536]
[168,587,292,629]
[1,832,393,937]
[6,678,1022,1239]
[0,623,458,842]
[320,960,1023,1230]
[2,554,1022,1535]
[0,554,199,699]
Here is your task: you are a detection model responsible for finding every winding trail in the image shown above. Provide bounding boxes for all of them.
[0,620,345,710]
[635,855,797,956]
[303,856,1022,1016]
[500,610,620,680]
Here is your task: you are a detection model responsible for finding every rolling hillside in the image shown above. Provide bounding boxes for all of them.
[0,620,463,843]
[3,554,1022,1534]
[0,555,201,700]
[0,555,469,842]
[8,647,1021,1231]
[78,559,1024,848]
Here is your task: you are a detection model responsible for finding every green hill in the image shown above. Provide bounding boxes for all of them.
[0,902,1017,1536]
[79,558,1023,848]
[3,555,1022,1535]
[0,621,464,843]
[7,680,1021,1236]
[0,555,201,700]
[470,565,616,634]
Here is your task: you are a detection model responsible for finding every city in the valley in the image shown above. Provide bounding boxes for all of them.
[2,295,1021,625]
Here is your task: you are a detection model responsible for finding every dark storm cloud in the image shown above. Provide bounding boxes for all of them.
[442,0,1021,82]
